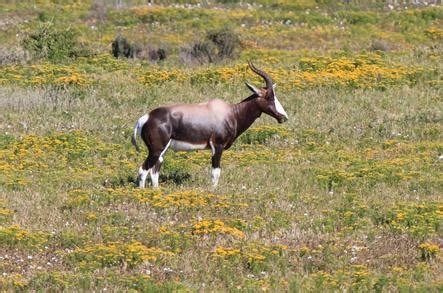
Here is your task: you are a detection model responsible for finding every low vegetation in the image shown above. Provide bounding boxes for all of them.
[0,0,442,291]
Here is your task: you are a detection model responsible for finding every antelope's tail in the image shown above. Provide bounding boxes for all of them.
[132,114,149,152]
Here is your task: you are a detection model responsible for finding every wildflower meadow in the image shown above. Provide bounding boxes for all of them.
[0,0,442,291]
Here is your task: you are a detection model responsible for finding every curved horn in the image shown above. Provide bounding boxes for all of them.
[248,60,273,89]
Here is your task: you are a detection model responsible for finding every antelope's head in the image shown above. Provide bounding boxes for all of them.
[245,61,289,123]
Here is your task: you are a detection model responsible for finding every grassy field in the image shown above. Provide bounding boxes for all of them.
[0,0,442,291]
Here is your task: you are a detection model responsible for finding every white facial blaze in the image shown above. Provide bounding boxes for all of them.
[212,168,221,187]
[274,95,288,119]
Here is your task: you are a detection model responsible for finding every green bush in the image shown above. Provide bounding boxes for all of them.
[188,41,216,64]
[369,39,390,52]
[22,23,89,62]
[207,28,240,60]
[148,47,167,62]
[161,159,192,185]
[185,28,241,64]
[111,36,140,59]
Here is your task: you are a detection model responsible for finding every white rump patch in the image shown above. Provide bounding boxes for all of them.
[212,168,221,187]
[136,114,149,134]
[170,139,207,152]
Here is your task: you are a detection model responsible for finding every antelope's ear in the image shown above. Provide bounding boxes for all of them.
[245,82,261,96]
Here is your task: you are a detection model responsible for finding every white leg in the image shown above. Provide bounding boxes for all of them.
[153,155,166,188]
[209,140,215,156]
[151,170,159,188]
[212,168,221,187]
[150,140,171,188]
[150,140,170,188]
[151,153,166,189]
[139,166,150,188]
[138,140,171,189]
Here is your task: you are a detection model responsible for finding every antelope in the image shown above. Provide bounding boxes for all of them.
[131,61,288,188]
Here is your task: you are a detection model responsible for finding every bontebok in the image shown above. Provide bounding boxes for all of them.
[132,61,289,188]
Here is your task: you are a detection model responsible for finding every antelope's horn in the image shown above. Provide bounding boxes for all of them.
[248,60,273,90]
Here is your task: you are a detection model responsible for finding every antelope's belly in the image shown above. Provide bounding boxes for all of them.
[170,139,207,151]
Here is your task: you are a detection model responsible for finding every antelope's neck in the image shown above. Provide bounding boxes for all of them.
[231,99,262,138]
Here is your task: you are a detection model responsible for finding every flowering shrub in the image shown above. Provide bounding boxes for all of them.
[137,54,430,90]
[192,219,245,238]
[379,203,442,238]
[0,64,88,86]
[65,241,173,270]
[65,187,248,211]
[0,274,28,290]
[319,199,442,238]
[0,54,432,90]
[418,242,439,261]
[0,200,13,224]
[316,194,372,233]
[0,55,129,86]
[291,262,437,291]
[314,140,442,188]
[0,224,49,250]
[425,27,443,41]
[214,243,288,264]
[0,132,134,188]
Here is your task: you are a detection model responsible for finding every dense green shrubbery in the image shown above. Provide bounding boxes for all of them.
[185,28,241,64]
[111,36,168,61]
[22,23,90,62]
[207,29,240,60]
[148,48,167,61]
[111,36,139,59]
[160,160,192,185]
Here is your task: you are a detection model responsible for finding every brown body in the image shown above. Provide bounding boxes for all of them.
[132,62,289,188]
[149,99,234,149]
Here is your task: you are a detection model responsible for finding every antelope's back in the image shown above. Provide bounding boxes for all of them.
[167,99,232,142]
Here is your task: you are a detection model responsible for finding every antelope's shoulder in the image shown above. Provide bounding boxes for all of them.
[207,98,229,107]
[206,99,231,114]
